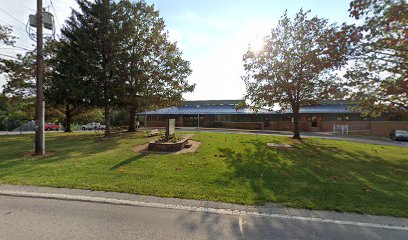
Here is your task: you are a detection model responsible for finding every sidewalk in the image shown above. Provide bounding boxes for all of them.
[0,184,407,231]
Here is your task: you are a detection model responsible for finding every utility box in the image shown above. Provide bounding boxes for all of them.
[29,14,36,27]
[43,12,54,30]
[28,12,54,30]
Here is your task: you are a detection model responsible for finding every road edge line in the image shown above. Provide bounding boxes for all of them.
[0,190,406,231]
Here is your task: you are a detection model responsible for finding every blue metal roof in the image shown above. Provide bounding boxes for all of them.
[138,105,272,115]
[138,104,357,115]
[281,104,356,114]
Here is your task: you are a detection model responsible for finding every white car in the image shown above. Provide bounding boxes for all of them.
[81,122,105,131]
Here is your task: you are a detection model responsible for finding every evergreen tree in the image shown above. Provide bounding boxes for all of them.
[62,0,122,136]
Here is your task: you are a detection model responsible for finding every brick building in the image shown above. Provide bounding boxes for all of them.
[137,100,408,137]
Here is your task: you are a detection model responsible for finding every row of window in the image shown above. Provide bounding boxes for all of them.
[146,114,354,122]
[147,115,164,122]
[215,115,231,122]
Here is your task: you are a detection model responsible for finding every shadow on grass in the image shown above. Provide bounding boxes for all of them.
[110,154,146,170]
[0,133,126,178]
[216,139,408,215]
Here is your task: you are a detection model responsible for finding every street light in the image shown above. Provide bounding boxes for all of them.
[197,105,200,130]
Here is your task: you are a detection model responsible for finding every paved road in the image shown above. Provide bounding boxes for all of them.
[0,131,65,135]
[0,195,407,240]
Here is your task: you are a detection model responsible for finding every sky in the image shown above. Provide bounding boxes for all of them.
[0,0,353,100]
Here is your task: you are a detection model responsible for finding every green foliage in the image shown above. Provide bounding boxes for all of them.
[345,0,407,117]
[0,38,56,97]
[0,132,407,217]
[72,108,104,124]
[243,9,354,138]
[0,51,36,97]
[59,0,125,135]
[110,108,129,127]
[59,0,194,134]
[0,94,35,130]
[114,0,194,131]
[0,24,15,46]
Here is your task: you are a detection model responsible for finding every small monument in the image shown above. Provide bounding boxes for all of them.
[165,119,176,141]
[148,119,192,152]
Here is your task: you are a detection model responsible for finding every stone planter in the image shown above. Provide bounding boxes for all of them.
[148,134,194,152]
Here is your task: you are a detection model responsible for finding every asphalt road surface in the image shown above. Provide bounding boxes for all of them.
[0,195,406,240]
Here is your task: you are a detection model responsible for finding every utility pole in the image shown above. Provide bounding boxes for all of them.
[35,0,45,155]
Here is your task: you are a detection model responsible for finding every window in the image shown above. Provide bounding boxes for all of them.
[336,115,349,121]
[215,115,230,122]
[306,115,319,127]
[147,115,164,121]
[280,115,292,121]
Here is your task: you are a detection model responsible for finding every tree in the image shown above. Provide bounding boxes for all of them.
[345,0,407,118]
[46,39,90,132]
[72,108,104,125]
[0,37,58,97]
[62,0,122,137]
[0,94,35,131]
[0,24,15,46]
[0,38,88,132]
[1,50,37,97]
[115,0,193,131]
[243,9,354,139]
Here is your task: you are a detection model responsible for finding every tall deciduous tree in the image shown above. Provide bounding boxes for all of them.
[0,94,35,131]
[243,9,354,139]
[345,0,407,118]
[0,39,87,132]
[0,38,56,97]
[115,0,193,131]
[0,51,36,96]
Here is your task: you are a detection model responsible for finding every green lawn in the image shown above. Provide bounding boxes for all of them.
[0,132,407,217]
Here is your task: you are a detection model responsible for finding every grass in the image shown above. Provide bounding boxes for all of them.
[0,131,407,217]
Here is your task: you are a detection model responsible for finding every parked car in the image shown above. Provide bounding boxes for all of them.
[390,130,408,141]
[45,122,60,131]
[81,122,105,131]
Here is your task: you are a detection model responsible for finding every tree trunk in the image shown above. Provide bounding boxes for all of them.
[64,104,72,132]
[292,106,301,140]
[128,106,136,132]
[104,105,111,137]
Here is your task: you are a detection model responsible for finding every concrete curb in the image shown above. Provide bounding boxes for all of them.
[1,189,407,231]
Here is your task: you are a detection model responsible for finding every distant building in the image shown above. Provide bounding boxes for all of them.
[137,100,408,137]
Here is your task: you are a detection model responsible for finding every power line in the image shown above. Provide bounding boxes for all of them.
[15,45,34,51]
[0,53,19,60]
[0,47,22,51]
[0,7,27,27]
[0,19,26,34]
[0,45,33,51]
[50,0,61,30]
